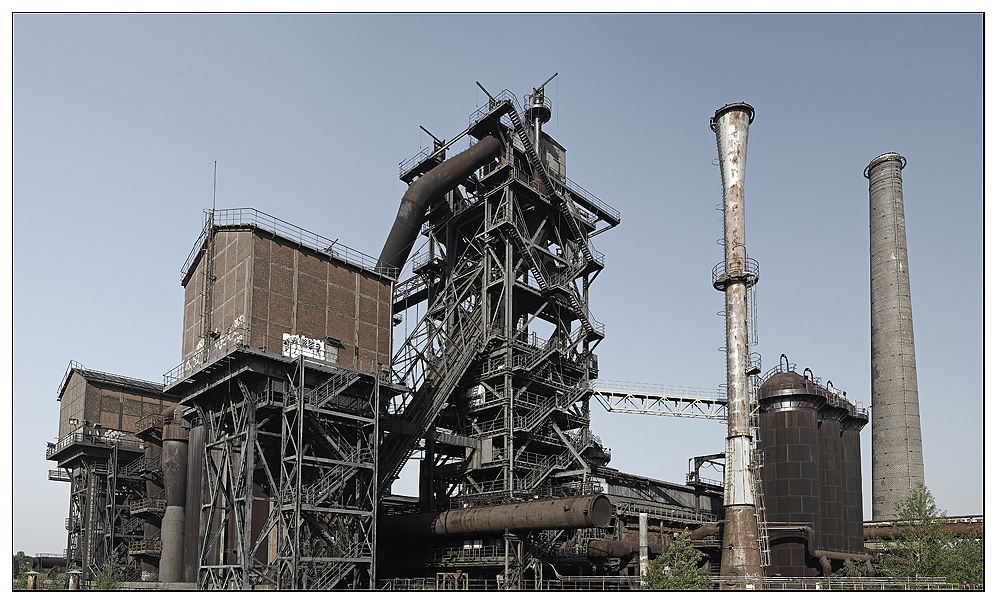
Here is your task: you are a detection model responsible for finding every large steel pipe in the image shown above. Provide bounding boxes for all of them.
[588,539,664,559]
[383,494,612,537]
[711,102,763,582]
[160,407,189,583]
[378,135,503,270]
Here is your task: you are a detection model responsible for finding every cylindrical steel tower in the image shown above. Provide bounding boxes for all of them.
[758,370,822,577]
[160,408,189,583]
[817,416,844,551]
[840,418,865,553]
[711,102,763,581]
[866,152,924,520]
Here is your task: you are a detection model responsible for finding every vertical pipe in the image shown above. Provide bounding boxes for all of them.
[866,152,923,519]
[184,425,204,583]
[160,411,189,583]
[711,102,763,583]
[639,513,649,586]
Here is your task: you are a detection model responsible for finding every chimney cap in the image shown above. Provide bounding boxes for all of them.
[710,102,755,131]
[864,152,906,178]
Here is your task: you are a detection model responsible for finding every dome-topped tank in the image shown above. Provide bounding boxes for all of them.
[757,357,869,576]
[758,369,822,577]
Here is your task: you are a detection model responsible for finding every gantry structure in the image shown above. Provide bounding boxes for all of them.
[163,209,400,590]
[46,362,173,584]
[376,81,624,582]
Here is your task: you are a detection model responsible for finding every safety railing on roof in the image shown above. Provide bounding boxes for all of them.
[468,89,522,127]
[163,324,389,387]
[561,176,620,223]
[181,208,398,281]
[46,428,144,459]
[593,380,727,403]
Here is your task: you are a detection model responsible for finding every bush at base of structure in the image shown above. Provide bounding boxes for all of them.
[642,528,712,590]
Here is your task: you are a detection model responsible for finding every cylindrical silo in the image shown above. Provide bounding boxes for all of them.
[866,152,924,520]
[817,415,844,552]
[758,370,822,577]
[840,417,865,553]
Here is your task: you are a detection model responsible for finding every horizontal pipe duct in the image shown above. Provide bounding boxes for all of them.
[382,494,613,538]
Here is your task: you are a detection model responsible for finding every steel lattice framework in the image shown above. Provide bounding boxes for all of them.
[378,87,620,584]
[591,380,728,420]
[275,360,386,589]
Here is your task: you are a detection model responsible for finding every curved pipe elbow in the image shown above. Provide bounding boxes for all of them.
[378,135,502,271]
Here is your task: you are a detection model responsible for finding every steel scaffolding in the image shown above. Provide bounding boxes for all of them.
[380,84,620,582]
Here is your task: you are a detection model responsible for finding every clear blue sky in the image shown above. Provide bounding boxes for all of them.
[11,13,984,555]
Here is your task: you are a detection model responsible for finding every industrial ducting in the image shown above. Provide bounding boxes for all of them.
[382,494,613,538]
[377,135,503,271]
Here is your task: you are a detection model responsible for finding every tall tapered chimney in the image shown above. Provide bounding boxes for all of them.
[711,103,763,582]
[866,152,924,520]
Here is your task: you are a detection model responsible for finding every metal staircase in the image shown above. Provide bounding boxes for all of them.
[379,307,484,494]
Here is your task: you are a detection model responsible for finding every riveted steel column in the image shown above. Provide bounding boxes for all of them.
[866,152,923,520]
[711,102,763,583]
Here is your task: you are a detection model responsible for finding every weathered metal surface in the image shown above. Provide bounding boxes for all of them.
[160,407,189,583]
[378,135,502,270]
[866,152,924,520]
[587,539,663,559]
[712,102,763,582]
[382,494,613,537]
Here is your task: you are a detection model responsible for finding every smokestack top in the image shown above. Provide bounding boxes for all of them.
[864,152,906,178]
[710,102,755,131]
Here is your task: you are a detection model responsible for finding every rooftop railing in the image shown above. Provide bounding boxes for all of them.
[46,428,144,459]
[163,324,389,387]
[181,208,398,281]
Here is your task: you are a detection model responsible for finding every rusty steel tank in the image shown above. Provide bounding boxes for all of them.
[758,366,823,577]
[837,393,866,554]
[758,358,869,575]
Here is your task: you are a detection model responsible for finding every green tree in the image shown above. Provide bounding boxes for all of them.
[12,551,30,590]
[642,528,711,590]
[877,484,950,579]
[876,483,983,586]
[93,552,121,590]
[835,558,868,578]
[946,528,984,586]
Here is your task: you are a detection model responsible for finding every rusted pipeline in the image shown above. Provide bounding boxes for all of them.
[587,540,664,559]
[864,521,983,540]
[690,523,720,541]
[382,494,612,538]
[378,135,502,270]
[814,550,876,577]
[769,524,876,577]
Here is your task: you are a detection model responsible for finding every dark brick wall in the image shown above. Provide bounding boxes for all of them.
[182,227,392,370]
